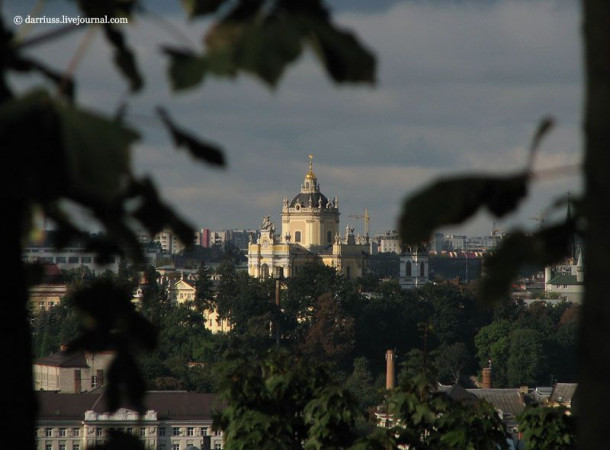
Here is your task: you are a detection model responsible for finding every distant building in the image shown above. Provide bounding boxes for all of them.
[23,232,120,274]
[33,348,114,393]
[544,251,584,303]
[29,264,67,312]
[375,230,401,254]
[36,390,224,449]
[167,275,231,334]
[399,248,429,289]
[247,157,369,279]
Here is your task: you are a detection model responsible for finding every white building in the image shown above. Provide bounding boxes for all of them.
[33,349,114,393]
[376,230,401,254]
[36,390,224,449]
[544,251,584,303]
[399,248,429,289]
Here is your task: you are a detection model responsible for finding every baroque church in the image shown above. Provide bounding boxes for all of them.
[247,157,369,279]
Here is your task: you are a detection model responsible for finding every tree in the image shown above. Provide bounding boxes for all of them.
[475,320,511,387]
[389,350,508,450]
[300,292,356,368]
[506,328,548,387]
[436,342,471,386]
[213,350,362,450]
[193,261,215,314]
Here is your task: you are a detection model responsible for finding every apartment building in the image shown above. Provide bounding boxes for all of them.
[36,390,224,449]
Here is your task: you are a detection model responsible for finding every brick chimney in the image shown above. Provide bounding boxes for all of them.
[482,362,492,389]
[386,349,395,390]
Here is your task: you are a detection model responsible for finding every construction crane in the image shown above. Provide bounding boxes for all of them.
[349,208,370,237]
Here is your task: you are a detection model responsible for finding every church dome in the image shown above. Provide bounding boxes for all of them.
[287,156,334,210]
[289,192,329,209]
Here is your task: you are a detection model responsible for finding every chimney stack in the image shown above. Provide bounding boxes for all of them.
[482,366,492,389]
[386,349,395,390]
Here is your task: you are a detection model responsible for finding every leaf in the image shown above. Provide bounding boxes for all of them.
[102,24,143,92]
[235,17,304,87]
[55,102,139,202]
[204,15,303,87]
[399,173,528,247]
[156,106,225,166]
[182,0,226,17]
[163,47,207,91]
[307,17,376,84]
[479,221,575,302]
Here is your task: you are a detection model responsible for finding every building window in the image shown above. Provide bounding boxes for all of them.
[140,428,146,437]
[72,428,80,437]
[201,427,208,436]
[45,428,52,437]
[81,257,92,263]
[126,428,133,435]
[187,427,194,436]
[56,257,66,263]
[91,375,98,389]
[46,444,52,450]
[172,444,180,450]
[73,444,80,450]
[406,261,412,276]
[60,444,66,450]
[294,231,301,242]
[172,427,180,436]
[214,444,222,449]
[159,427,166,437]
[60,428,67,437]
[68,256,79,263]
[420,261,425,277]
[96,428,103,437]
[327,231,332,243]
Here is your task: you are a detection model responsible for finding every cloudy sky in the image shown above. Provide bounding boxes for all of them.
[8,0,583,238]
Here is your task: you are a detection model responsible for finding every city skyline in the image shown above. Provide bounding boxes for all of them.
[9,0,582,237]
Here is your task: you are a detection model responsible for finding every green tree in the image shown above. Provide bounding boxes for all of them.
[518,406,576,450]
[475,320,511,387]
[506,328,548,387]
[213,350,362,450]
[193,261,215,314]
[389,350,508,450]
[436,342,471,386]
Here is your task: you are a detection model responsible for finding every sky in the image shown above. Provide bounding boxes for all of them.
[7,0,583,238]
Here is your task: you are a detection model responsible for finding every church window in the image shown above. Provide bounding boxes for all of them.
[406,261,412,276]
[295,231,301,242]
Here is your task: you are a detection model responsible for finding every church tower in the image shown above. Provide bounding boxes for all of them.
[399,246,429,289]
[281,156,340,251]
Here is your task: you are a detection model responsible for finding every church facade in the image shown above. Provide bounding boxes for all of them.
[247,158,369,279]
